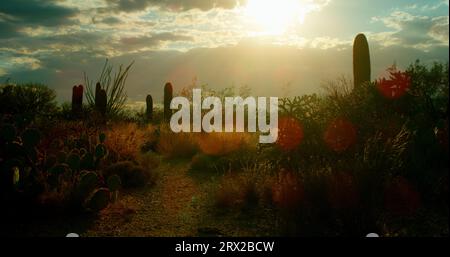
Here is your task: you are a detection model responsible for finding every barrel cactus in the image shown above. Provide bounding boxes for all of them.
[164,82,173,121]
[353,33,371,88]
[86,188,110,212]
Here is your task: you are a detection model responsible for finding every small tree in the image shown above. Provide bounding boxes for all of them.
[0,82,57,122]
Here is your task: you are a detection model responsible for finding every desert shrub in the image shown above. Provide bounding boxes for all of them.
[384,176,421,216]
[103,123,153,161]
[102,161,156,188]
[215,173,245,209]
[0,83,58,125]
[137,152,161,171]
[156,125,198,159]
[190,154,219,173]
[213,161,275,210]
[190,132,259,176]
[197,132,256,156]
[326,172,359,210]
[270,61,449,236]
[56,102,95,121]
[271,170,304,211]
[215,172,259,210]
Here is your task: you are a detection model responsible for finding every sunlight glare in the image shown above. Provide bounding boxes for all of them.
[245,0,306,35]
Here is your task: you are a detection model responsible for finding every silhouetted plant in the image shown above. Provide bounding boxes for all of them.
[146,94,153,121]
[71,85,83,116]
[164,82,173,121]
[0,83,57,123]
[353,33,371,88]
[84,59,134,117]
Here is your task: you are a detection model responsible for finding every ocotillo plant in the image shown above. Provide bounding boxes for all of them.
[72,85,83,115]
[353,33,371,88]
[164,82,173,121]
[95,82,107,115]
[84,60,133,117]
[146,94,153,121]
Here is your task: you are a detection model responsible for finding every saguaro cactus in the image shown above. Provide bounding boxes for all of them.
[95,82,101,104]
[353,33,371,88]
[72,85,83,115]
[164,82,173,121]
[146,94,153,121]
[95,82,107,115]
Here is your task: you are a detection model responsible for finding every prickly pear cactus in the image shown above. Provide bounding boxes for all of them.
[77,171,99,199]
[353,33,371,88]
[99,132,106,144]
[80,152,94,170]
[71,85,83,115]
[67,152,81,171]
[48,163,71,189]
[86,188,110,212]
[164,82,173,121]
[45,154,57,169]
[57,150,67,164]
[146,94,153,121]
[95,143,107,159]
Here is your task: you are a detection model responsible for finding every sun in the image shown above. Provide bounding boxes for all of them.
[244,0,306,35]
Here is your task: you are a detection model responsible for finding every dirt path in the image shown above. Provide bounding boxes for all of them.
[84,162,204,237]
[82,161,276,237]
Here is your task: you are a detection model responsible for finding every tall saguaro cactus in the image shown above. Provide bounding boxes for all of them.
[72,85,83,115]
[146,94,153,121]
[353,33,371,88]
[95,82,107,116]
[164,82,173,121]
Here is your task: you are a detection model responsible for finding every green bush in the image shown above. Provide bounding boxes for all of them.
[0,83,57,124]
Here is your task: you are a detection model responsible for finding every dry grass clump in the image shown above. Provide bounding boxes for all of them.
[104,123,153,161]
[197,132,256,156]
[156,125,198,159]
[214,163,275,210]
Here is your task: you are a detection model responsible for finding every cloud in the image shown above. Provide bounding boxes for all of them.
[105,0,246,13]
[372,11,449,49]
[119,32,194,50]
[96,16,122,25]
[0,0,79,40]
[10,56,42,70]
[0,30,112,56]
[0,21,22,39]
[429,16,449,42]
[0,0,78,26]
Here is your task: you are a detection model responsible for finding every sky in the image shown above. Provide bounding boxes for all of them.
[0,0,448,103]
